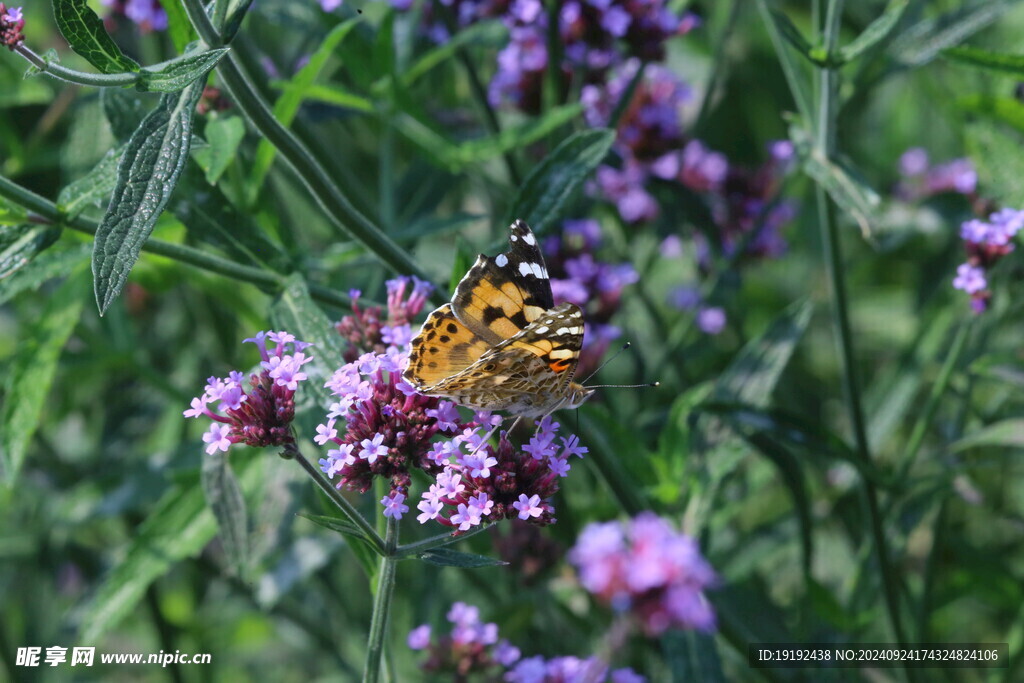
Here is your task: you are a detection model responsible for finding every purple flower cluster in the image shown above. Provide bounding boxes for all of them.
[896,148,977,201]
[665,283,727,336]
[101,0,168,32]
[336,276,432,362]
[569,513,717,636]
[953,208,1024,312]
[409,602,645,682]
[184,331,313,454]
[542,219,638,377]
[1,4,24,49]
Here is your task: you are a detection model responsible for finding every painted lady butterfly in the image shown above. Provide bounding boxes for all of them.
[404,220,594,418]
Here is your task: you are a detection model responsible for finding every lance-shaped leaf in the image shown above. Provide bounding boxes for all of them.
[418,548,507,568]
[0,245,90,306]
[57,146,124,219]
[950,420,1024,452]
[943,45,1024,76]
[804,150,880,238]
[53,0,139,74]
[0,224,61,279]
[1,267,87,484]
[892,0,1015,67]
[101,88,150,144]
[201,450,250,579]
[137,48,230,93]
[92,82,203,314]
[507,129,614,234]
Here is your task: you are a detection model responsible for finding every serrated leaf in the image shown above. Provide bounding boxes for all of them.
[269,275,348,406]
[201,450,250,579]
[394,104,582,173]
[101,88,151,144]
[57,146,124,219]
[507,129,615,233]
[157,0,198,53]
[137,48,229,93]
[950,420,1024,452]
[943,45,1024,76]
[0,245,91,305]
[803,151,880,237]
[0,225,61,279]
[192,116,245,184]
[1,267,87,484]
[418,548,507,568]
[838,0,908,63]
[53,0,139,74]
[76,457,259,641]
[250,19,360,198]
[92,82,203,314]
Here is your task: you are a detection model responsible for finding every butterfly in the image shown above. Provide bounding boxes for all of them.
[404,220,595,418]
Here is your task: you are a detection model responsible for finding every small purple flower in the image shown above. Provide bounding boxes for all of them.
[320,0,343,11]
[696,307,726,335]
[381,491,409,519]
[4,5,21,22]
[314,419,338,446]
[416,498,444,524]
[359,433,389,464]
[408,624,431,650]
[513,494,544,520]
[426,401,460,433]
[952,263,986,294]
[899,147,929,176]
[203,423,233,455]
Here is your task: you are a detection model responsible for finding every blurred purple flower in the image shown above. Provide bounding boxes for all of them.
[696,307,726,335]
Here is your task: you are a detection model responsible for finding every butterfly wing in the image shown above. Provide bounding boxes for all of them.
[451,220,555,343]
[404,304,492,388]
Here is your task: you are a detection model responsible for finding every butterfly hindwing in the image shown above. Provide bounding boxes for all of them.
[451,220,554,343]
[405,304,491,387]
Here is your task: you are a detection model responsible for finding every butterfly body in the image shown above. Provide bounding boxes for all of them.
[404,220,594,417]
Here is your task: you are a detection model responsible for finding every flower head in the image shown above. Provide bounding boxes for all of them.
[184,331,312,455]
[1,3,25,49]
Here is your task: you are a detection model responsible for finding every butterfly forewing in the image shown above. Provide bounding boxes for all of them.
[405,304,491,388]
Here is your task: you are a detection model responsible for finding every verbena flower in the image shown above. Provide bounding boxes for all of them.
[410,601,645,681]
[336,276,432,361]
[184,331,313,454]
[101,0,168,32]
[1,4,25,49]
[952,208,1024,312]
[896,148,977,201]
[569,513,717,636]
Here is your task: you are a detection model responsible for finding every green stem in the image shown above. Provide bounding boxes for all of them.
[812,0,909,654]
[180,0,442,300]
[454,43,521,186]
[897,319,972,482]
[395,522,492,557]
[0,174,358,310]
[15,44,140,88]
[287,445,387,556]
[364,518,399,683]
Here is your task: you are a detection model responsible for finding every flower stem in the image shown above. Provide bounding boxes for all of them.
[363,517,399,683]
[394,522,491,557]
[15,44,140,88]
[180,0,442,300]
[812,0,909,653]
[0,174,360,310]
[287,445,388,556]
[897,319,972,481]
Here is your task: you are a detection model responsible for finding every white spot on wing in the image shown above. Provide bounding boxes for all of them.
[530,263,544,278]
[534,326,549,334]
[495,253,509,267]
[555,327,570,335]
[519,262,531,276]
[523,231,536,246]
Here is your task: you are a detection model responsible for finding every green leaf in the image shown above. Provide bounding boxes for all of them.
[52,0,140,74]
[838,0,909,63]
[192,116,245,184]
[249,19,360,197]
[892,1,1016,67]
[394,104,582,173]
[803,151,879,237]
[57,145,124,219]
[201,450,250,579]
[298,512,379,579]
[269,275,348,406]
[957,95,1024,134]
[76,458,259,642]
[943,45,1024,76]
[0,267,87,484]
[92,82,203,314]
[0,245,91,305]
[507,129,615,233]
[137,48,230,93]
[0,225,61,279]
[418,548,507,568]
[401,20,506,87]
[0,197,29,227]
[967,121,1024,208]
[768,10,814,62]
[157,0,199,53]
[101,88,151,144]
[281,83,374,113]
[663,631,724,683]
[223,0,256,43]
[950,420,1024,452]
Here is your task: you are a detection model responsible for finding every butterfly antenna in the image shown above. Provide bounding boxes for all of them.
[582,342,633,384]
[586,381,660,389]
